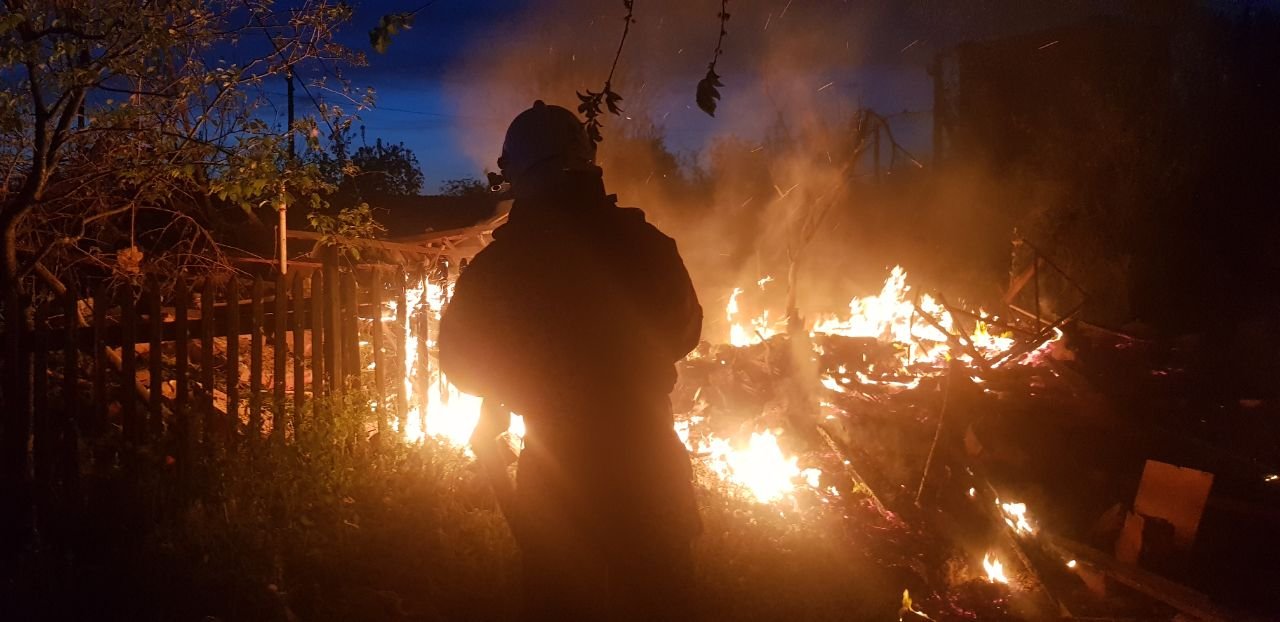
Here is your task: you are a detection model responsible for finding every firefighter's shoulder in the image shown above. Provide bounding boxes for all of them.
[613,206,678,247]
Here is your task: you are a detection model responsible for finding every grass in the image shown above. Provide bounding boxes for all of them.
[3,397,907,622]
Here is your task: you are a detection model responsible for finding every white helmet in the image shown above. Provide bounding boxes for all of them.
[497,100,597,187]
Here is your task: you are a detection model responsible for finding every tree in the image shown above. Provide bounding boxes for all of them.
[0,0,369,294]
[344,138,423,198]
[438,177,488,197]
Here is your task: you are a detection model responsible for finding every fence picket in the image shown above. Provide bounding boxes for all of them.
[226,278,240,444]
[325,258,342,397]
[174,279,190,482]
[92,283,107,436]
[342,271,360,391]
[416,275,430,433]
[201,278,216,447]
[310,271,325,401]
[394,270,408,434]
[273,272,287,443]
[14,262,431,506]
[291,271,306,426]
[120,288,137,444]
[370,270,386,436]
[147,278,163,439]
[249,275,264,445]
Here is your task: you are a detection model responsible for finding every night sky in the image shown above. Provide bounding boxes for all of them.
[257,1,1259,192]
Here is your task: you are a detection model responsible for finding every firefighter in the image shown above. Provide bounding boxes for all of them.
[439,100,703,621]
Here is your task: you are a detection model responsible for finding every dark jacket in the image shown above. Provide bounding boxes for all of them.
[438,170,702,427]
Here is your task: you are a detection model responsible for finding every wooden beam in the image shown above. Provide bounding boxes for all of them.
[1045,534,1230,622]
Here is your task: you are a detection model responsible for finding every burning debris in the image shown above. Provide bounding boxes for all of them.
[388,264,1064,501]
[369,256,1252,620]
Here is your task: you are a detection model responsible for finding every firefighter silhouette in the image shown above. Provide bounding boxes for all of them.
[439,101,703,621]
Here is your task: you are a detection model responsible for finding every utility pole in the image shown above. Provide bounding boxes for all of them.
[279,68,295,274]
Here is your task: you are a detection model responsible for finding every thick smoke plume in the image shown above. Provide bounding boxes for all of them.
[443,1,1121,336]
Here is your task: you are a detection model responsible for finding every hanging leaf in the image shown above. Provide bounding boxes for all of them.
[696,67,723,117]
[604,86,624,115]
[369,12,414,54]
[117,245,144,275]
[696,1,731,117]
[577,87,615,144]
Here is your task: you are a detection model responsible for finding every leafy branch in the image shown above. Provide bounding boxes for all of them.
[696,0,730,117]
[576,0,634,143]
[369,1,438,54]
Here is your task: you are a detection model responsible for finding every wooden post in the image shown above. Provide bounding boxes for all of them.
[370,270,386,437]
[62,292,80,497]
[174,279,190,483]
[291,271,306,428]
[249,275,264,445]
[394,270,408,434]
[225,278,240,444]
[91,283,108,436]
[273,271,288,443]
[147,278,163,440]
[277,185,289,276]
[120,287,137,444]
[200,278,215,447]
[310,271,325,402]
[342,271,360,391]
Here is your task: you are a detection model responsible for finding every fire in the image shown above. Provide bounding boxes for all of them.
[424,379,484,447]
[388,264,1048,508]
[999,500,1035,535]
[983,552,1009,584]
[726,283,784,347]
[387,279,515,449]
[697,430,802,503]
[809,266,1015,369]
[723,266,1055,389]
[387,278,809,507]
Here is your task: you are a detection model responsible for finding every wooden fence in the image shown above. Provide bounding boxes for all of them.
[0,262,442,519]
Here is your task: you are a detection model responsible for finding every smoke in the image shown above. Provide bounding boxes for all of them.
[441,1,1111,337]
